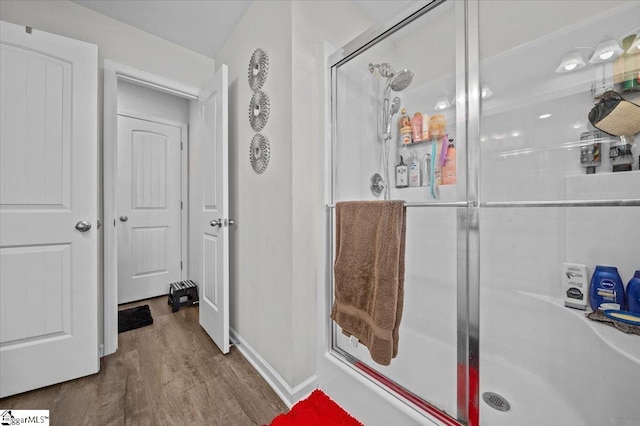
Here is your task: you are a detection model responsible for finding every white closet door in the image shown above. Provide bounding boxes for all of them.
[0,21,98,397]
[117,115,183,303]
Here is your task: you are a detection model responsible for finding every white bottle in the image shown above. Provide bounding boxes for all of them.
[408,153,420,187]
[562,262,589,310]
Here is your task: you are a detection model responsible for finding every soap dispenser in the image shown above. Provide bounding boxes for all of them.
[396,156,408,188]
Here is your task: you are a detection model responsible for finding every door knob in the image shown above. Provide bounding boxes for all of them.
[225,219,235,227]
[75,221,92,232]
[210,218,222,227]
[119,216,128,222]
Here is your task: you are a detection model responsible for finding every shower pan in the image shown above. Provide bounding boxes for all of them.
[320,1,640,425]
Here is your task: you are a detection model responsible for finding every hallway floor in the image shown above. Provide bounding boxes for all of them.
[0,296,288,425]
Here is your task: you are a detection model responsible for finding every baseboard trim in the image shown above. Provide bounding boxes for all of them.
[229,328,317,408]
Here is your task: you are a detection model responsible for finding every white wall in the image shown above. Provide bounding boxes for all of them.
[290,0,376,387]
[216,0,295,386]
[117,81,189,124]
[215,0,372,391]
[0,0,216,350]
[0,1,216,87]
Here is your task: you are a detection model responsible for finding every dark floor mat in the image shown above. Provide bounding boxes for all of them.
[118,305,153,333]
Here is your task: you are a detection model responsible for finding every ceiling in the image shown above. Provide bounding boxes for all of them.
[72,0,417,59]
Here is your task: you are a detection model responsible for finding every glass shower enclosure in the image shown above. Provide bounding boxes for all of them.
[325,1,640,425]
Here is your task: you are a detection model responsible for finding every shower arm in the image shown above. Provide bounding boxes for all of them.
[381,77,394,139]
[382,97,391,138]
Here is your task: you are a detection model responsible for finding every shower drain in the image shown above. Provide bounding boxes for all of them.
[482,392,511,412]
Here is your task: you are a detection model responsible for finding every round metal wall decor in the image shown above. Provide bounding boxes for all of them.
[249,90,270,132]
[248,48,269,92]
[250,133,271,174]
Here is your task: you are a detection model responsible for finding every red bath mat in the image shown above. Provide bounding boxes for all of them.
[267,389,363,426]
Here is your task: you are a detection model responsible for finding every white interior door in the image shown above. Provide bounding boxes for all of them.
[0,21,98,397]
[117,115,183,303]
[193,65,229,354]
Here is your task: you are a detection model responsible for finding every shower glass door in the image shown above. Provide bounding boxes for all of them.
[478,1,640,425]
[329,1,472,424]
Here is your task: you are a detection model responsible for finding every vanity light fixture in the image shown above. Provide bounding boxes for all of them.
[434,96,452,111]
[539,113,552,119]
[628,33,640,52]
[588,37,624,64]
[556,50,586,73]
[481,84,493,99]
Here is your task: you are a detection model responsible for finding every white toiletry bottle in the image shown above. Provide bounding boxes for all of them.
[408,153,420,187]
[562,262,589,310]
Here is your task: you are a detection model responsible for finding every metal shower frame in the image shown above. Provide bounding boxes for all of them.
[326,1,640,424]
[326,0,480,425]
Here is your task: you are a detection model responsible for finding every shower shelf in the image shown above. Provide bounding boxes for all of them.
[399,139,431,147]
[519,292,640,365]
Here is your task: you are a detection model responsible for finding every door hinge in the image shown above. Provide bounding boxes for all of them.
[98,344,104,357]
[114,219,116,227]
[181,201,183,210]
[181,141,184,150]
[180,261,183,270]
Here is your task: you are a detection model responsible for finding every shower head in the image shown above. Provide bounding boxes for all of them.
[369,62,396,78]
[390,69,413,92]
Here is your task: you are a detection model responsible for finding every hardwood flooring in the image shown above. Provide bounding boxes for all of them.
[0,296,288,425]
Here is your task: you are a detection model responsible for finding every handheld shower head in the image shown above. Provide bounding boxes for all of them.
[390,69,414,92]
[390,97,401,116]
[369,62,396,78]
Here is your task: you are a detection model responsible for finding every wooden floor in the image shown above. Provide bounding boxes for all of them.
[0,296,288,425]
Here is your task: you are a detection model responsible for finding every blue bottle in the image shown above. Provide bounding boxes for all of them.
[589,265,625,310]
[626,270,640,314]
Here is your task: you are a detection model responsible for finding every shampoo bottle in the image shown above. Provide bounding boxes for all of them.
[626,271,640,314]
[408,153,420,187]
[422,113,431,141]
[442,138,457,185]
[395,156,408,188]
[412,113,423,143]
[589,265,625,311]
[399,108,412,145]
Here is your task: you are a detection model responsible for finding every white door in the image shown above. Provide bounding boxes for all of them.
[0,21,98,397]
[194,65,230,354]
[117,115,183,303]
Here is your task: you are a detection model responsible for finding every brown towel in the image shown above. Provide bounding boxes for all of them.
[331,200,406,366]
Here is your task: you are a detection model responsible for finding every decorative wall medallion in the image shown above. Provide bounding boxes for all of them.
[249,90,270,132]
[248,48,269,92]
[250,133,271,174]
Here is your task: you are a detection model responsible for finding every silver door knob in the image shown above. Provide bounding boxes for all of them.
[210,218,222,227]
[225,219,235,226]
[119,216,128,222]
[75,220,92,232]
